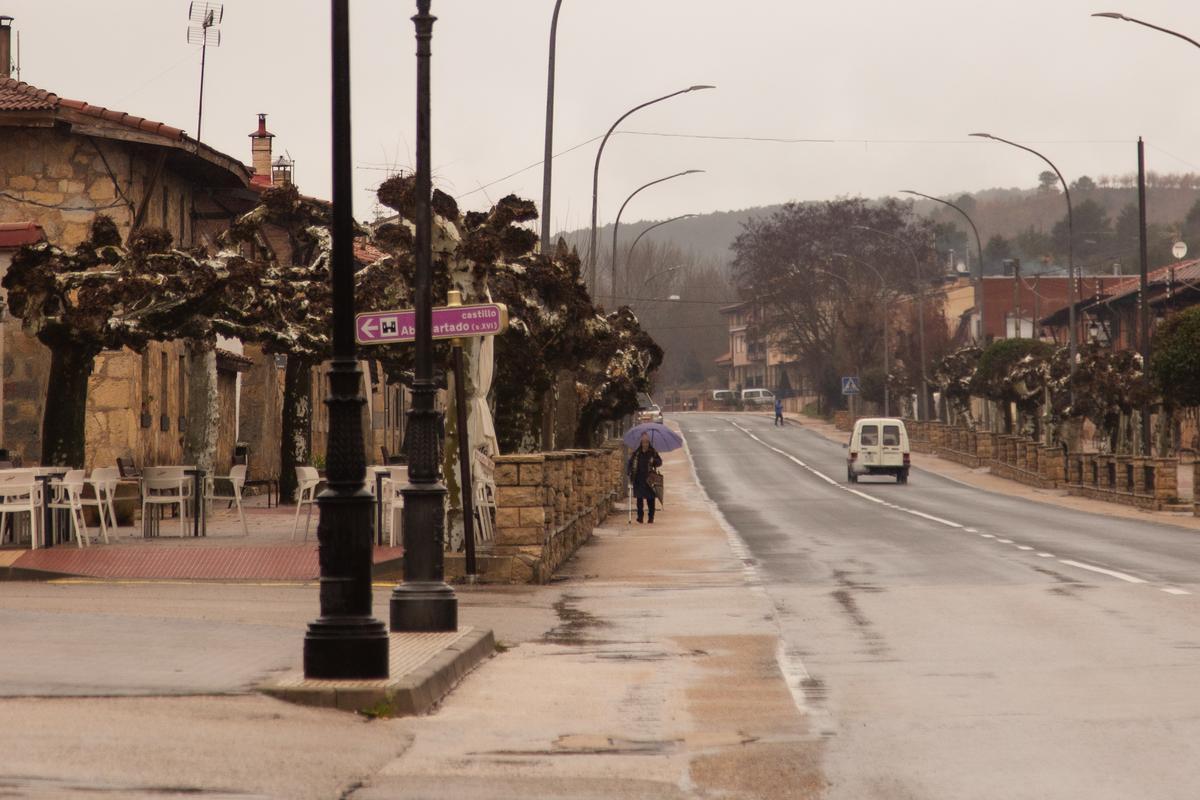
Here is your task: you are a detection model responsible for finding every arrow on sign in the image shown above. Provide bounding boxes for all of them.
[359,316,379,340]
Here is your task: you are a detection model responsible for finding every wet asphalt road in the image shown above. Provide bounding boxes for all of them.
[678,411,1200,800]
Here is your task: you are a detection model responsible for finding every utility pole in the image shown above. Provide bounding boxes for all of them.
[539,0,563,251]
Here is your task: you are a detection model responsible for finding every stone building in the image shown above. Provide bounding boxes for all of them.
[0,69,251,470]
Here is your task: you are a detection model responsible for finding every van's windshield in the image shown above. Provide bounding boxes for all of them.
[860,425,879,446]
[883,425,900,447]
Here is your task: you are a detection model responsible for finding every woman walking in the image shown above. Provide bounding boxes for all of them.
[627,432,663,524]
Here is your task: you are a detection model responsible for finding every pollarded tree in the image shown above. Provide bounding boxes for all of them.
[969,338,1054,434]
[3,218,234,467]
[575,306,664,446]
[931,345,982,426]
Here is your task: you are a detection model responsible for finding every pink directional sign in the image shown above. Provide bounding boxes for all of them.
[356,303,509,345]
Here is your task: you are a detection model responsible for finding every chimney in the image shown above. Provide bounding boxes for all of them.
[271,154,294,187]
[248,113,274,181]
[0,17,13,79]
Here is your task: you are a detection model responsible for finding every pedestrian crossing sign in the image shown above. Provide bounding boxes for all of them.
[841,376,860,395]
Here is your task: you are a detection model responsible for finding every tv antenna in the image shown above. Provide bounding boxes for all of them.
[186,1,224,143]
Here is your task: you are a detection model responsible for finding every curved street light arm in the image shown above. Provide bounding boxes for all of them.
[613,169,703,304]
[612,214,698,305]
[1092,12,1200,50]
[586,85,715,292]
[540,0,564,249]
[970,132,1076,389]
[642,264,684,288]
[900,189,987,341]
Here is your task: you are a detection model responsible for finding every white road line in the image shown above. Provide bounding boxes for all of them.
[1037,552,1055,558]
[1016,545,1034,551]
[1161,587,1191,596]
[997,538,1014,544]
[980,533,995,538]
[1058,559,1148,584]
[964,527,978,533]
[729,421,962,528]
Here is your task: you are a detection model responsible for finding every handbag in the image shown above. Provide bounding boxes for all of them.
[648,470,664,504]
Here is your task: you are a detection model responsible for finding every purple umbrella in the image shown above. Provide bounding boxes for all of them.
[623,422,683,452]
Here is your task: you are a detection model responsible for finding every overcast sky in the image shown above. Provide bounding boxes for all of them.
[8,1,1200,231]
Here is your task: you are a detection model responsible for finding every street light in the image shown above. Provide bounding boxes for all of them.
[900,189,987,342]
[620,214,698,303]
[391,0,458,633]
[642,264,684,288]
[969,133,1076,394]
[611,169,703,306]
[587,85,715,297]
[851,225,930,420]
[832,252,891,416]
[303,0,389,680]
[539,0,564,249]
[1091,12,1200,50]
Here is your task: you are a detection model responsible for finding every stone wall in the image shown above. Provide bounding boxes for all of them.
[907,420,1175,510]
[455,442,623,583]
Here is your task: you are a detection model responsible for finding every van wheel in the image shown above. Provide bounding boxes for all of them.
[847,469,858,484]
[897,470,909,485]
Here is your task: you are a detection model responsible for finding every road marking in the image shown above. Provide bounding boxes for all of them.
[729,421,962,528]
[705,419,1177,597]
[1058,559,1147,584]
[964,527,978,533]
[1016,545,1034,551]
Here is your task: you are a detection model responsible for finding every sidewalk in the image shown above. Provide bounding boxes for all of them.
[0,431,824,799]
[784,411,1200,534]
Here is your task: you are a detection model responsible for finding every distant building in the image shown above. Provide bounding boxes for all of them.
[716,301,803,394]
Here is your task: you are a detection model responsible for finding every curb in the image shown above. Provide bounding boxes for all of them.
[260,627,495,715]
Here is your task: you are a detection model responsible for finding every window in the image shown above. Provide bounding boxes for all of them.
[883,425,900,447]
[859,425,879,447]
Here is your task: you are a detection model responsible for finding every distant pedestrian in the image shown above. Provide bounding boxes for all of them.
[628,432,663,524]
[774,396,784,426]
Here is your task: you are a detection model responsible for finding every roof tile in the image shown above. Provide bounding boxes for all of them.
[0,76,183,140]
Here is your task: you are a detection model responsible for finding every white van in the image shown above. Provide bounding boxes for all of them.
[712,389,735,403]
[847,417,911,484]
[741,388,775,406]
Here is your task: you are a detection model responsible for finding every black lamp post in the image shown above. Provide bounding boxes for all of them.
[303,0,389,680]
[540,0,564,250]
[900,189,987,342]
[391,0,458,633]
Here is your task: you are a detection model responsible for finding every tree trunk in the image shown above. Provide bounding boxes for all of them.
[280,357,313,504]
[41,343,97,468]
[182,340,220,474]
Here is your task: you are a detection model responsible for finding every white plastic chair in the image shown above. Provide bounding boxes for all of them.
[384,466,407,547]
[292,466,320,541]
[88,467,120,532]
[472,450,496,544]
[0,470,42,548]
[49,469,108,547]
[141,466,191,538]
[206,464,248,537]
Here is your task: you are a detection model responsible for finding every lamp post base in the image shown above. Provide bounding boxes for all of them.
[304,617,390,679]
[390,582,458,632]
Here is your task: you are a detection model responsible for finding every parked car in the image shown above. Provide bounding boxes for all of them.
[846,417,910,484]
[637,404,664,424]
[741,388,775,406]
[711,389,735,403]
